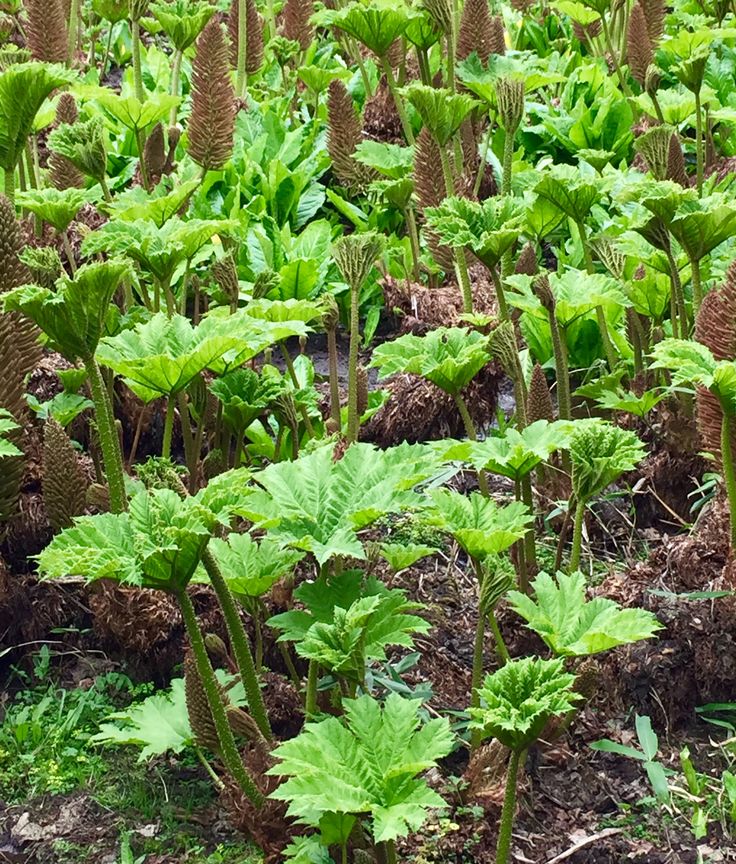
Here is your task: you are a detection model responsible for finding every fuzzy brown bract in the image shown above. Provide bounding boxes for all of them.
[187,19,237,173]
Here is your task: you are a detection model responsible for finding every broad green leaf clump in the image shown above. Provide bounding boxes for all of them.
[508,571,662,656]
[268,692,453,842]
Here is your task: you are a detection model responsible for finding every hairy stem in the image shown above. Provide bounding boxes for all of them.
[495,749,522,864]
[439,145,473,312]
[569,498,586,573]
[520,474,536,590]
[470,611,485,749]
[162,395,175,458]
[84,357,127,513]
[695,88,703,197]
[236,0,247,98]
[170,50,182,126]
[327,326,341,427]
[67,0,80,64]
[177,589,265,806]
[347,285,361,443]
[305,659,319,716]
[131,19,144,102]
[454,393,490,495]
[380,57,414,145]
[690,255,703,316]
[201,546,272,740]
[721,412,736,549]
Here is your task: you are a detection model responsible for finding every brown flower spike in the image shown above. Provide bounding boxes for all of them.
[24,0,67,63]
[188,19,236,173]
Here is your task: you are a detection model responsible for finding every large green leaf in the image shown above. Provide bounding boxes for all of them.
[668,195,736,262]
[423,489,531,559]
[402,83,478,146]
[508,570,662,657]
[318,0,416,57]
[209,533,304,598]
[95,90,179,131]
[424,196,525,268]
[37,488,217,592]
[241,443,441,565]
[82,218,229,284]
[370,327,490,396]
[91,671,246,760]
[534,164,601,224]
[268,572,429,673]
[470,656,579,751]
[209,368,286,435]
[96,313,245,401]
[3,259,132,361]
[439,420,573,481]
[0,63,77,172]
[569,419,646,504]
[16,187,91,233]
[149,0,215,51]
[0,408,21,457]
[268,692,453,842]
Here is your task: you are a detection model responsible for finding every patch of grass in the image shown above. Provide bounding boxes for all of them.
[0,662,148,802]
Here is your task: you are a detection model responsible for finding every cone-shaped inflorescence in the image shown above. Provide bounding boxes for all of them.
[282,0,314,51]
[627,2,653,89]
[24,0,68,63]
[42,419,88,531]
[188,19,236,173]
[0,194,38,524]
[667,134,689,186]
[489,15,506,56]
[457,0,492,63]
[640,0,664,44]
[527,363,555,424]
[515,241,538,276]
[227,0,264,74]
[144,122,166,180]
[572,19,601,42]
[49,94,85,190]
[496,77,524,134]
[694,263,736,465]
[414,128,454,272]
[327,80,372,191]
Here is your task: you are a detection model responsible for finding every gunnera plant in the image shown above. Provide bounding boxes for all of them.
[327,80,372,191]
[49,93,84,190]
[457,0,493,63]
[42,418,88,531]
[24,0,68,63]
[228,0,264,81]
[627,2,653,90]
[282,0,313,52]
[187,19,236,174]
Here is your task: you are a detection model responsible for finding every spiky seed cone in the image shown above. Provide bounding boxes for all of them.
[639,0,664,44]
[635,125,673,181]
[282,0,314,52]
[144,122,166,180]
[627,3,653,88]
[188,20,236,173]
[573,658,599,701]
[515,242,538,276]
[322,293,340,331]
[414,128,454,272]
[356,365,369,418]
[203,447,226,480]
[533,274,555,312]
[489,15,506,56]
[695,264,736,463]
[457,0,492,63]
[327,80,371,191]
[489,320,519,379]
[228,0,264,74]
[42,419,88,531]
[184,649,223,752]
[24,0,68,63]
[527,363,555,423]
[572,19,602,42]
[213,254,239,306]
[667,134,689,186]
[496,76,524,133]
[0,195,41,371]
[0,317,25,524]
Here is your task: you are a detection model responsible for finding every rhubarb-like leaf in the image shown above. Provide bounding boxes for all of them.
[507,570,662,656]
[268,692,453,842]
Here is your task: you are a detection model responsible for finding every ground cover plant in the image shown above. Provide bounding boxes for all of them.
[4,0,736,862]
